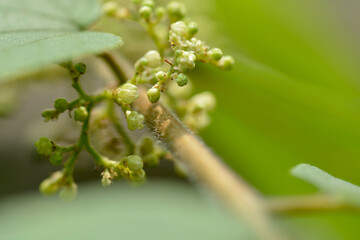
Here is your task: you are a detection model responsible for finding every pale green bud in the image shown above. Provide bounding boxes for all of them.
[113,83,139,104]
[39,171,64,195]
[74,106,88,122]
[142,0,154,7]
[147,87,161,103]
[126,111,145,130]
[144,50,161,68]
[166,1,186,22]
[122,155,143,171]
[155,71,166,81]
[49,150,63,166]
[103,1,118,17]
[190,91,216,111]
[75,62,87,75]
[178,51,196,71]
[139,6,152,19]
[130,169,146,182]
[188,22,198,35]
[217,55,235,70]
[170,21,188,37]
[208,48,223,61]
[140,137,154,156]
[59,182,77,202]
[155,6,166,19]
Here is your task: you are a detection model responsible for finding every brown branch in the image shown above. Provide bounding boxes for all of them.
[267,194,359,215]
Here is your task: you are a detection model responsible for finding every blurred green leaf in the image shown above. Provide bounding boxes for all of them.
[0,181,253,240]
[0,0,122,79]
[291,163,360,207]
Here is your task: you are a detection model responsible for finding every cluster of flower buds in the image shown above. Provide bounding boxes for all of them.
[35,137,67,166]
[100,155,146,186]
[39,171,77,201]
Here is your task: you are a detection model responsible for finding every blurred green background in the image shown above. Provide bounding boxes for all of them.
[1,0,360,239]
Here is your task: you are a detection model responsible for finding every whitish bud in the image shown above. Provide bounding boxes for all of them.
[113,83,139,104]
[103,1,118,17]
[155,71,166,81]
[178,51,196,71]
[59,182,77,202]
[144,50,161,68]
[39,171,64,195]
[208,48,223,61]
[166,2,186,22]
[191,91,216,111]
[170,21,188,38]
[217,55,235,70]
[139,6,152,19]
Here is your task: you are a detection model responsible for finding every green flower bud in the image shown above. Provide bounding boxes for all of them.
[147,87,161,103]
[188,22,198,35]
[170,21,188,37]
[144,50,161,68]
[155,6,165,19]
[39,171,64,195]
[126,111,144,130]
[217,55,235,70]
[139,6,152,19]
[178,51,196,71]
[176,73,188,87]
[140,137,154,156]
[41,109,57,121]
[113,83,139,104]
[59,182,77,202]
[49,150,63,166]
[143,154,159,167]
[130,169,146,182]
[123,155,143,171]
[166,1,186,22]
[54,98,68,113]
[103,1,118,17]
[75,62,87,75]
[142,0,154,7]
[208,48,223,61]
[35,137,53,156]
[135,57,149,69]
[74,106,88,122]
[155,71,166,81]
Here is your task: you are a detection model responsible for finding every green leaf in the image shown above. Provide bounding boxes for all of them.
[0,0,122,79]
[291,163,360,207]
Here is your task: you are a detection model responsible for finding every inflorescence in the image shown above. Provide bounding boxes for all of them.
[36,0,234,200]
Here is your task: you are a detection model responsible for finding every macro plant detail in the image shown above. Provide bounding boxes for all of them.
[1,0,360,239]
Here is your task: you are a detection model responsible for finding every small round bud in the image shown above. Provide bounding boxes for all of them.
[140,137,154,156]
[166,1,186,22]
[155,6,165,19]
[59,182,77,202]
[147,87,161,103]
[144,50,161,68]
[191,92,216,111]
[170,21,188,37]
[176,73,188,87]
[49,151,63,166]
[188,22,198,35]
[208,48,223,61]
[217,55,235,70]
[54,98,68,113]
[139,6,152,19]
[103,1,118,17]
[74,106,88,122]
[142,0,154,7]
[123,155,143,171]
[35,137,53,156]
[130,169,146,182]
[143,154,159,167]
[135,57,149,69]
[113,83,139,104]
[39,171,64,195]
[75,62,87,75]
[41,109,57,121]
[155,71,166,81]
[126,111,144,130]
[178,51,196,71]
